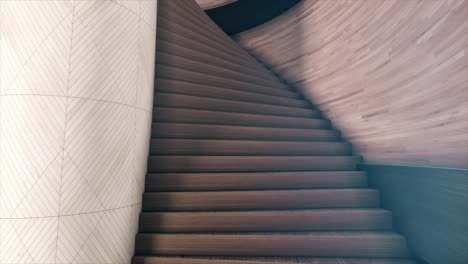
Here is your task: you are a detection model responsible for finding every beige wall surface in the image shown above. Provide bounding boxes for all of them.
[234,0,468,169]
[0,1,157,263]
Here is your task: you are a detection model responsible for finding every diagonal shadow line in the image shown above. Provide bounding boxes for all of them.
[9,152,63,217]
[69,6,138,105]
[62,150,106,212]
[65,211,105,264]
[63,128,135,208]
[109,0,139,17]
[63,103,135,182]
[7,218,39,264]
[4,5,75,92]
[64,119,136,207]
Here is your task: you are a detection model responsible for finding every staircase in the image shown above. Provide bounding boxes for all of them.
[132,0,416,263]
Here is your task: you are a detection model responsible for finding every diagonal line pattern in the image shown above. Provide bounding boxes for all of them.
[1,1,74,95]
[0,0,157,263]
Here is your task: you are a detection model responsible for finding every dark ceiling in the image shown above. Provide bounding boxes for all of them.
[205,0,301,36]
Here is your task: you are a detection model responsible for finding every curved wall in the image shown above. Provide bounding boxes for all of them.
[0,1,157,263]
[234,0,468,169]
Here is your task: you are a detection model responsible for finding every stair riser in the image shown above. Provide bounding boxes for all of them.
[148,156,358,173]
[132,257,417,264]
[156,64,298,99]
[150,140,351,156]
[152,123,340,142]
[139,210,392,232]
[157,17,257,69]
[154,93,318,118]
[156,51,288,90]
[156,39,280,83]
[156,79,309,108]
[153,108,329,129]
[145,171,367,191]
[135,234,410,257]
[142,189,379,211]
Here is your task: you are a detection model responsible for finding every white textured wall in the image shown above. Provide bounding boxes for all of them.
[0,1,157,263]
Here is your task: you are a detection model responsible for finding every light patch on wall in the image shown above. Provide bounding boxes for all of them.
[196,0,237,10]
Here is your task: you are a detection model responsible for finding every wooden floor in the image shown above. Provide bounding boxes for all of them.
[132,0,417,263]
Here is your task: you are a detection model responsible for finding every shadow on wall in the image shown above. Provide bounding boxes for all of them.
[363,164,468,264]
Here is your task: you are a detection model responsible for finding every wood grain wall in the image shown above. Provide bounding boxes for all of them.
[234,0,468,169]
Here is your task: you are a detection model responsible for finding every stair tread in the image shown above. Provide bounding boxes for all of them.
[137,231,404,236]
[150,139,351,156]
[145,171,367,191]
[155,78,310,108]
[156,64,299,99]
[134,0,413,261]
[156,38,279,82]
[139,209,392,232]
[152,123,340,141]
[142,188,379,211]
[153,107,329,129]
[156,51,289,90]
[148,156,359,173]
[134,232,410,257]
[133,256,417,264]
[154,92,318,118]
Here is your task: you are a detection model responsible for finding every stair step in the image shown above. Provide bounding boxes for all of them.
[156,32,277,82]
[139,209,392,232]
[148,156,359,173]
[145,171,367,191]
[156,51,288,90]
[155,79,310,108]
[133,256,417,264]
[152,123,340,141]
[142,189,379,211]
[156,38,280,83]
[154,93,318,118]
[153,108,329,129]
[134,232,410,257]
[150,139,351,156]
[157,16,257,70]
[156,64,299,99]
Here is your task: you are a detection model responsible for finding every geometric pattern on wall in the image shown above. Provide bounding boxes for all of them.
[0,1,157,263]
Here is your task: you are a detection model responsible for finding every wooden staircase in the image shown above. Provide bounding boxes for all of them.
[132,0,417,263]
[132,90,417,263]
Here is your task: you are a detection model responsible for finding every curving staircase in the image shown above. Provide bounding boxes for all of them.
[132,0,417,263]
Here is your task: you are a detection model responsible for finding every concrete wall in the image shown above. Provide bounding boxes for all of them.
[0,1,157,263]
